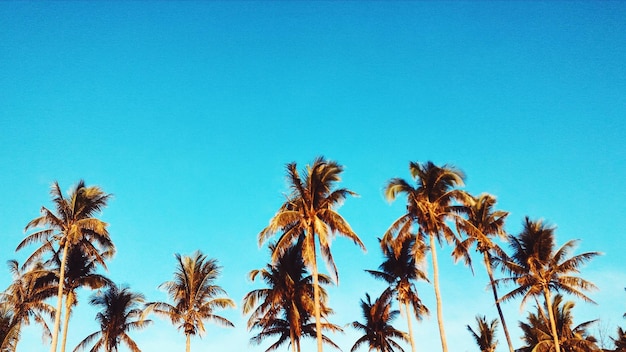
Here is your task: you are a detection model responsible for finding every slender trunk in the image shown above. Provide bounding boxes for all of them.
[186,333,190,352]
[543,288,561,352]
[290,326,297,352]
[50,242,69,352]
[311,252,323,352]
[483,252,514,352]
[12,324,21,352]
[404,300,417,352]
[429,234,448,352]
[60,290,75,352]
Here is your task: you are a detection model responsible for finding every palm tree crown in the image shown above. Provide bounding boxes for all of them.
[350,290,409,352]
[143,251,235,352]
[466,316,499,352]
[74,284,151,352]
[244,241,341,352]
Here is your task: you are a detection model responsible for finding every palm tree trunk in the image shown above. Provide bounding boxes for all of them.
[290,327,297,352]
[50,242,69,352]
[311,251,324,352]
[186,333,190,352]
[428,234,448,352]
[404,300,417,352]
[60,291,75,352]
[543,288,561,352]
[483,253,514,352]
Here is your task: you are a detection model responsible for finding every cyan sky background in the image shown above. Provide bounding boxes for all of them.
[1,2,625,351]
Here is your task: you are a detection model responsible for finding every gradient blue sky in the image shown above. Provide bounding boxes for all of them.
[1,2,625,351]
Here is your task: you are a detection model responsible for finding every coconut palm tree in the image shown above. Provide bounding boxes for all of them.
[517,294,600,352]
[466,316,499,352]
[456,193,515,352]
[244,240,340,352]
[58,247,113,352]
[258,157,366,352]
[1,260,57,351]
[497,217,600,352]
[381,161,470,352]
[143,251,234,352]
[613,327,626,351]
[367,235,428,352]
[250,317,342,352]
[0,303,18,352]
[17,181,114,352]
[74,284,151,352]
[350,290,409,352]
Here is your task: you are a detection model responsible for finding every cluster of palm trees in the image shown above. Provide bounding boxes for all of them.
[0,157,623,352]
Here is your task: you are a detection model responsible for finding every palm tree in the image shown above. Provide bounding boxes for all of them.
[466,316,499,352]
[497,217,600,352]
[58,247,113,352]
[1,260,57,351]
[381,161,470,352]
[518,294,600,352]
[350,290,409,352]
[17,181,114,352]
[613,327,626,351]
[74,284,151,352]
[250,318,342,352]
[0,303,18,352]
[143,251,235,352]
[258,157,366,352]
[244,241,340,352]
[367,235,428,352]
[456,193,515,352]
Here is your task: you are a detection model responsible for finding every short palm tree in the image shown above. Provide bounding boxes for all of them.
[518,294,600,352]
[351,290,409,352]
[17,181,114,352]
[367,235,428,352]
[244,241,340,352]
[74,284,151,352]
[497,217,600,352]
[58,247,113,352]
[259,157,366,352]
[457,193,515,352]
[1,260,57,351]
[0,303,18,352]
[466,316,498,352]
[143,251,235,352]
[613,327,626,351]
[382,161,470,352]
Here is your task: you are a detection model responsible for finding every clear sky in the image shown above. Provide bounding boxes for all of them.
[1,2,625,351]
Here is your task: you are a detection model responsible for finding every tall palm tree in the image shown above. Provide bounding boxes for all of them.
[258,157,366,352]
[350,290,409,352]
[58,247,113,352]
[518,294,600,352]
[74,284,151,352]
[367,235,428,352]
[466,316,499,352]
[17,181,114,352]
[244,241,340,352]
[497,217,600,352]
[456,194,515,352]
[381,161,470,352]
[143,251,235,352]
[1,260,57,351]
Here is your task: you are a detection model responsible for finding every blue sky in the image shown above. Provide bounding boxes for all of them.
[1,2,625,351]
